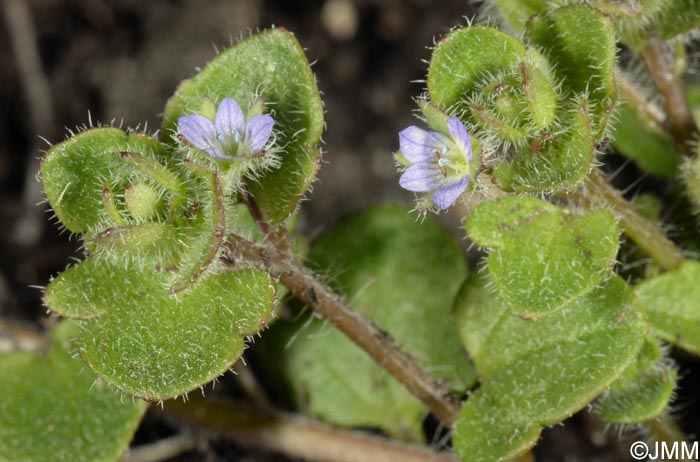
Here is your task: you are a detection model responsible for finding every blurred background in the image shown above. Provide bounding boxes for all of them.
[1,1,698,461]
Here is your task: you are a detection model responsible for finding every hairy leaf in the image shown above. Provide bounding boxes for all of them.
[466,196,619,318]
[162,28,324,224]
[596,338,676,424]
[453,274,646,461]
[428,26,526,113]
[44,258,275,399]
[41,128,174,234]
[525,4,616,138]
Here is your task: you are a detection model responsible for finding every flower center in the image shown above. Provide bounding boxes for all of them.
[436,142,469,180]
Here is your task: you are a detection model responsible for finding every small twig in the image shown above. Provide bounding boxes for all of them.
[161,396,461,462]
[120,433,199,462]
[224,233,461,426]
[640,40,699,155]
[576,169,685,271]
[2,0,58,246]
[241,188,293,256]
[232,359,270,407]
[617,73,668,134]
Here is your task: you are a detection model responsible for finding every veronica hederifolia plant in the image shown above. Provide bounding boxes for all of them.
[1,2,699,461]
[39,28,323,401]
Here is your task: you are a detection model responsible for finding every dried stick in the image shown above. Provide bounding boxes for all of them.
[640,40,699,155]
[161,396,460,462]
[2,0,57,245]
[578,169,685,271]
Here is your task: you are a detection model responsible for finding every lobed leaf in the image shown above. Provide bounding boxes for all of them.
[453,274,646,462]
[494,97,595,191]
[162,28,324,224]
[44,258,275,400]
[0,321,146,462]
[595,338,676,424]
[41,128,172,234]
[466,196,619,318]
[427,26,526,114]
[267,205,475,440]
[525,4,616,138]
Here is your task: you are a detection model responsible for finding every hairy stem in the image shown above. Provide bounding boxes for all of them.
[224,233,461,426]
[241,188,293,256]
[580,169,685,271]
[640,40,699,155]
[160,396,460,462]
[617,74,668,135]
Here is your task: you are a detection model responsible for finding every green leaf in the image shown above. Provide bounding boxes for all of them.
[612,101,683,177]
[0,321,146,462]
[494,96,595,192]
[427,26,526,113]
[466,196,619,318]
[525,4,616,138]
[453,274,646,462]
[162,28,324,224]
[268,205,475,440]
[41,128,172,234]
[595,338,676,424]
[490,0,546,30]
[636,260,700,355]
[658,0,700,39]
[44,257,275,399]
[521,47,558,130]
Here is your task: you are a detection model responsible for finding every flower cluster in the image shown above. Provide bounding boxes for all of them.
[178,97,274,160]
[397,117,473,210]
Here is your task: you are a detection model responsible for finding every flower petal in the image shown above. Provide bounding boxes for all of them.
[446,117,472,162]
[246,114,275,152]
[399,161,443,192]
[215,98,245,140]
[205,147,241,160]
[178,114,218,151]
[432,175,470,209]
[399,126,449,162]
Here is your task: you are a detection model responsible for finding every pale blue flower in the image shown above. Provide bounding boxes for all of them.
[178,97,274,159]
[398,117,472,209]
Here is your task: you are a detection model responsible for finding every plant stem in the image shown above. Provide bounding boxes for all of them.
[241,187,293,256]
[580,169,685,271]
[224,233,462,426]
[640,40,699,155]
[232,359,270,407]
[617,73,668,134]
[160,396,461,462]
[120,433,198,462]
